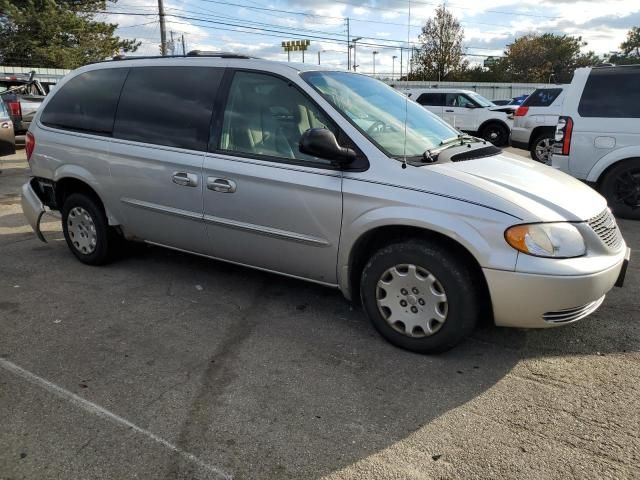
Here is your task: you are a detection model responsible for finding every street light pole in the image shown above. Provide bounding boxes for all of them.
[392,55,397,80]
[351,37,362,72]
[157,0,167,56]
[372,51,378,76]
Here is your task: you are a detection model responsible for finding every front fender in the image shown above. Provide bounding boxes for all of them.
[337,202,519,298]
[586,146,640,183]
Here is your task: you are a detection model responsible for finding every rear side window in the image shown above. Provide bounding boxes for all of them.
[40,69,128,134]
[522,88,562,107]
[416,93,445,106]
[578,68,640,118]
[113,66,222,151]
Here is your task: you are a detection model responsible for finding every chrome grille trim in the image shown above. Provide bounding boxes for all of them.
[588,209,622,250]
[542,296,605,324]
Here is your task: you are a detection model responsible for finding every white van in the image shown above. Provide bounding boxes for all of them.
[405,88,513,146]
[552,65,640,219]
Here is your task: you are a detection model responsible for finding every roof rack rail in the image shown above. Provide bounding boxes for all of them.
[186,50,253,59]
[110,51,254,62]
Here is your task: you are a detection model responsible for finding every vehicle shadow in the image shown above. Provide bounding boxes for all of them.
[0,221,637,479]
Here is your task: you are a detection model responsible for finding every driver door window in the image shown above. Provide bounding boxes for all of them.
[446,94,475,108]
[444,93,474,130]
[219,71,336,164]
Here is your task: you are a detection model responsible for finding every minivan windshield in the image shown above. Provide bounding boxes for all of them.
[302,71,459,158]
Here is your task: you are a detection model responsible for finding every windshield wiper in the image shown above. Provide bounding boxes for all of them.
[423,134,478,163]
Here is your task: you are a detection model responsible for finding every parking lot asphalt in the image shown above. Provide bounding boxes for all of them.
[1,149,639,480]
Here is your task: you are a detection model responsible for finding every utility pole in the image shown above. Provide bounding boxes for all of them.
[158,0,167,56]
[372,51,378,76]
[170,30,175,55]
[181,34,186,55]
[346,18,350,70]
[318,51,321,65]
[392,55,397,80]
[352,37,362,72]
[400,47,403,80]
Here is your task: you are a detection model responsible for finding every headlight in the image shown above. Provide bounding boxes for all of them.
[505,223,586,258]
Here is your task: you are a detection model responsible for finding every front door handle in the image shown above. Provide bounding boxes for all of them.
[172,172,199,187]
[207,177,237,193]
[445,109,454,112]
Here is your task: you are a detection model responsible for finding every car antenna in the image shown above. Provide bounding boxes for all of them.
[401,0,411,169]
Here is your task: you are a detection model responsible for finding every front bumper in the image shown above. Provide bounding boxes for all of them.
[484,249,629,328]
[21,179,47,242]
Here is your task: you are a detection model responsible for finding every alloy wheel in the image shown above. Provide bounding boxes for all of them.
[534,137,553,164]
[614,169,640,209]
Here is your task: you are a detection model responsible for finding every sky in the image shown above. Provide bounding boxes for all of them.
[105,0,640,77]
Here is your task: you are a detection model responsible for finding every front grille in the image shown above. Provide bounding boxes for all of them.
[543,296,605,324]
[588,209,622,250]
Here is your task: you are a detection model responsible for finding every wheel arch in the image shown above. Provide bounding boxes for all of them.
[54,175,120,226]
[343,224,494,325]
[586,148,640,184]
[478,118,510,134]
[528,126,556,149]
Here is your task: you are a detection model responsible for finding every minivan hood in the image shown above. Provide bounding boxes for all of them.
[431,151,606,221]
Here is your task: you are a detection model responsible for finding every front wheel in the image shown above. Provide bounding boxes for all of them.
[480,122,509,146]
[360,240,481,353]
[600,159,640,220]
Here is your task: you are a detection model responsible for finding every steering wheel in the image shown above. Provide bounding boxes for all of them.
[366,120,387,134]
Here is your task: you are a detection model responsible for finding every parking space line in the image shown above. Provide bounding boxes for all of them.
[0,358,231,480]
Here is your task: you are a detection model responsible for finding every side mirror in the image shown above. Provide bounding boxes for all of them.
[299,128,357,165]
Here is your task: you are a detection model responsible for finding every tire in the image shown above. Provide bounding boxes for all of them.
[599,159,640,220]
[61,193,115,265]
[360,240,481,353]
[480,122,509,146]
[530,133,554,164]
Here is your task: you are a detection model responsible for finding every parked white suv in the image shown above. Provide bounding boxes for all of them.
[552,65,640,219]
[511,86,565,164]
[21,55,630,353]
[405,88,513,146]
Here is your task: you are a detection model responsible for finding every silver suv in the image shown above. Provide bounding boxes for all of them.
[552,65,640,220]
[21,54,630,353]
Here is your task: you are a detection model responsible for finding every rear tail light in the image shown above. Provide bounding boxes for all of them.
[554,116,573,155]
[514,106,529,117]
[7,100,21,118]
[25,132,35,162]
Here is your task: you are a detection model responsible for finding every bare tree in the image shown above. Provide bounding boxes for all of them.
[413,5,467,81]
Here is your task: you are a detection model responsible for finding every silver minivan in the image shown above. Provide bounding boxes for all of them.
[21,53,630,353]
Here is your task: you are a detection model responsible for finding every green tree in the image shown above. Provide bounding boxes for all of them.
[0,0,140,69]
[620,26,640,56]
[501,33,598,83]
[412,5,468,81]
[609,27,640,65]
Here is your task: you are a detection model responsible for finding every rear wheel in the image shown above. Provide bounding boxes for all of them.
[360,240,481,353]
[530,133,554,164]
[61,193,115,265]
[600,159,640,220]
[480,122,509,146]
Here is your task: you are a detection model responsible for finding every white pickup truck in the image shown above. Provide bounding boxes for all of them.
[404,88,514,146]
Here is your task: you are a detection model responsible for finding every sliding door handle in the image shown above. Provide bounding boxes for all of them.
[207,177,237,193]
[172,172,199,187]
